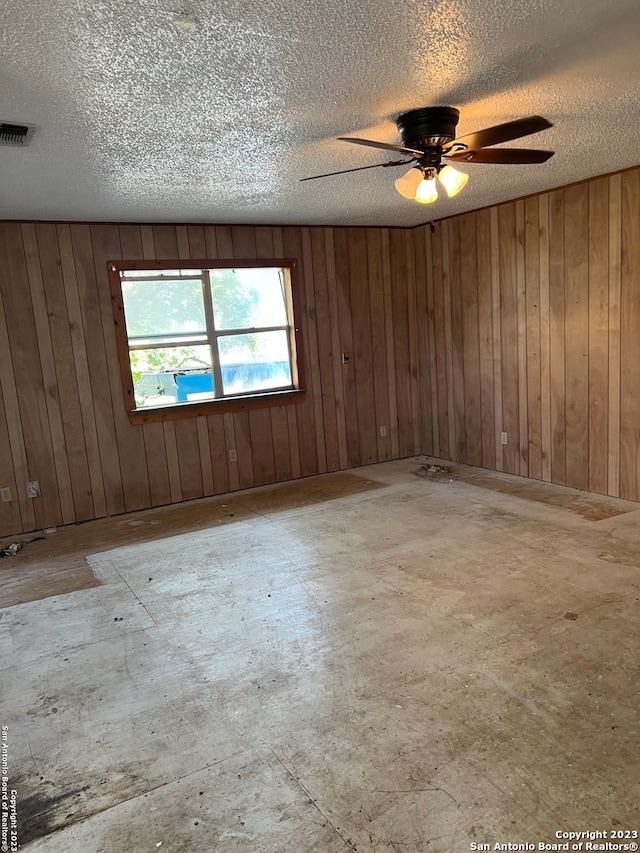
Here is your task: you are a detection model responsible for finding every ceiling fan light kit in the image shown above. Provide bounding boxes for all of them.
[303,106,554,206]
[394,163,469,204]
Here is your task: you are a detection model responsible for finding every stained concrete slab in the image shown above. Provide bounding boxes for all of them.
[2,460,640,851]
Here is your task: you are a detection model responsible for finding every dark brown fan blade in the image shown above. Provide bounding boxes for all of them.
[338,136,423,157]
[300,159,411,182]
[444,148,554,164]
[445,116,553,152]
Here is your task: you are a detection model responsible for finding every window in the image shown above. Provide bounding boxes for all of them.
[108,259,305,422]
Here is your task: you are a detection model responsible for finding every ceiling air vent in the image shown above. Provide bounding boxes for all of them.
[0,122,35,147]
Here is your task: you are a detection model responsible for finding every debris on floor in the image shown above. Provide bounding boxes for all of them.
[414,463,452,479]
[0,535,46,557]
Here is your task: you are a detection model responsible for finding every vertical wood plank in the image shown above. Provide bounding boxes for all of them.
[249,408,276,486]
[563,184,590,491]
[334,227,359,467]
[405,229,421,455]
[515,200,529,476]
[286,405,302,480]
[234,410,255,489]
[255,227,275,259]
[231,226,257,259]
[548,190,566,485]
[215,226,234,258]
[389,229,413,458]
[476,210,495,470]
[498,204,519,475]
[310,228,340,470]
[187,225,207,258]
[413,225,433,455]
[348,229,377,463]
[431,224,450,460]
[301,228,328,473]
[538,195,552,482]
[424,226,440,456]
[459,212,481,466]
[163,421,183,503]
[381,229,399,459]
[324,228,349,469]
[524,197,542,481]
[176,225,190,258]
[448,218,466,461]
[270,405,293,482]
[196,417,215,497]
[203,226,218,259]
[587,177,610,495]
[619,169,640,500]
[490,207,504,472]
[441,222,456,460]
[0,383,23,533]
[209,414,231,495]
[608,174,622,497]
[141,423,171,507]
[176,419,204,500]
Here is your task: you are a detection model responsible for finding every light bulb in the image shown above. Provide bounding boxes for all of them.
[414,176,438,204]
[394,167,423,200]
[438,164,468,197]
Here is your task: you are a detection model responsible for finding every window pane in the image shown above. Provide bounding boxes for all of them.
[210,267,288,330]
[218,331,292,394]
[122,278,206,338]
[130,345,212,407]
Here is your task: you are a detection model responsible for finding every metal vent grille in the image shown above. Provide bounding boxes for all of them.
[0,122,35,146]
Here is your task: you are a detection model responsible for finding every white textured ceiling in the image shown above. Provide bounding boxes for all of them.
[1,0,639,226]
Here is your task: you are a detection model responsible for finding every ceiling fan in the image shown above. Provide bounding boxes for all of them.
[302,107,554,204]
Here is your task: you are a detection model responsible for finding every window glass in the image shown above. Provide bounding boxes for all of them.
[122,278,205,338]
[210,267,288,330]
[219,331,292,394]
[129,345,212,407]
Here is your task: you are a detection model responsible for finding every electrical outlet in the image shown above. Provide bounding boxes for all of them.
[380,425,387,437]
[0,487,11,503]
[501,432,508,446]
[26,480,41,498]
[228,449,237,463]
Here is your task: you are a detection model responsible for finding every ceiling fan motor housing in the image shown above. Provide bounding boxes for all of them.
[396,106,460,150]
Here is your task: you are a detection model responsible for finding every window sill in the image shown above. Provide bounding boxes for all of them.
[127,388,306,424]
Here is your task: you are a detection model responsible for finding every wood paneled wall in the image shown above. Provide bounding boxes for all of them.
[0,223,422,536]
[1,166,638,535]
[415,166,640,501]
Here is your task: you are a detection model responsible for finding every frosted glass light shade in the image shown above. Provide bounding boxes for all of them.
[438,164,469,197]
[394,167,423,199]
[414,176,438,204]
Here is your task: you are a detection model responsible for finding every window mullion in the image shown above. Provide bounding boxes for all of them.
[202,270,224,396]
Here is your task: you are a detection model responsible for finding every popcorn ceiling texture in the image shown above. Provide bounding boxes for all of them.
[0,0,639,226]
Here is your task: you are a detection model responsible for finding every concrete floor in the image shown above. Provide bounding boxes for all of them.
[3,458,640,852]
